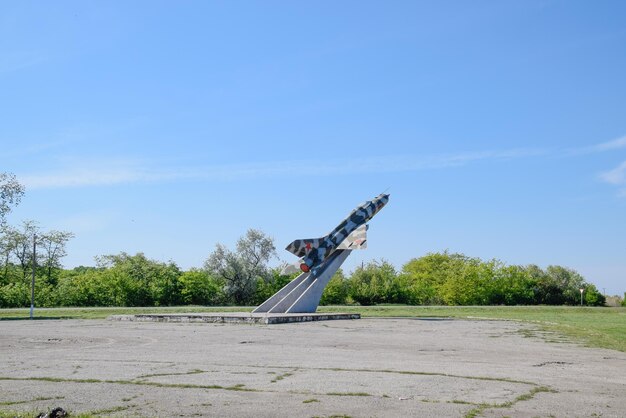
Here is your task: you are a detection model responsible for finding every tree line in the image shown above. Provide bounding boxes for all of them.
[0,173,612,308]
[0,229,607,308]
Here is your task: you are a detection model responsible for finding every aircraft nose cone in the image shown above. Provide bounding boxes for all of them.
[373,193,389,209]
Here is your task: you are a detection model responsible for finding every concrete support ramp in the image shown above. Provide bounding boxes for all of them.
[253,249,351,314]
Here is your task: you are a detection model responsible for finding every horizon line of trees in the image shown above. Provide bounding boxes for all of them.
[0,173,615,308]
[0,231,609,308]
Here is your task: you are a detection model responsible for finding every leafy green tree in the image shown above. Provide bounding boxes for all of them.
[39,230,75,285]
[4,220,39,279]
[96,252,183,306]
[0,227,12,285]
[252,269,295,305]
[53,268,100,306]
[545,265,585,305]
[532,265,565,305]
[399,256,438,305]
[179,269,223,305]
[491,265,536,305]
[0,282,30,307]
[438,257,495,305]
[583,284,605,306]
[0,173,24,226]
[205,229,276,305]
[320,269,348,305]
[348,260,399,305]
[400,251,469,305]
[0,231,21,285]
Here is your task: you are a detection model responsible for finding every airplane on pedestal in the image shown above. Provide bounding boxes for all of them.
[282,193,390,276]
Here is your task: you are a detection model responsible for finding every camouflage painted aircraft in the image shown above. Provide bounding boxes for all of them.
[284,193,390,275]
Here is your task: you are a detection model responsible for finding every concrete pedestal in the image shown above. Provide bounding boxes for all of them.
[108,312,360,325]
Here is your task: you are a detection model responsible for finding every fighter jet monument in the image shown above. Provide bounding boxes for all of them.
[253,193,389,314]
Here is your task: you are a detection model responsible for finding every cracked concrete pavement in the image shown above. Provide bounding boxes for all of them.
[0,317,625,417]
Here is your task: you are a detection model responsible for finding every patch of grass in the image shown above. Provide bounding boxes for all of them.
[449,399,475,405]
[0,396,59,406]
[271,372,293,383]
[0,412,38,418]
[0,376,260,393]
[87,405,130,415]
[291,365,536,386]
[227,384,248,391]
[138,369,205,379]
[464,406,484,418]
[463,385,557,417]
[312,416,353,418]
[516,386,556,402]
[302,398,320,403]
[0,410,96,418]
[0,306,253,321]
[325,392,371,397]
[319,305,626,353]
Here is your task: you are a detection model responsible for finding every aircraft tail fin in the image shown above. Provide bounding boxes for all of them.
[285,237,323,257]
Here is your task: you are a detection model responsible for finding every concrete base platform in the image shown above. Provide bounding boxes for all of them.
[107,312,360,324]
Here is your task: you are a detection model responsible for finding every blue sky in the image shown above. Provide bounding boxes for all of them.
[2,1,625,295]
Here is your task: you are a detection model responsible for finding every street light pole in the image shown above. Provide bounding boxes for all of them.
[30,233,36,320]
[579,288,584,307]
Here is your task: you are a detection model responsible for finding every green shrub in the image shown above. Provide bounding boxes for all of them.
[347,260,400,305]
[179,269,223,305]
[320,269,348,305]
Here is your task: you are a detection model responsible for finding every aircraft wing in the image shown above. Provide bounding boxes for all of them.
[337,224,368,250]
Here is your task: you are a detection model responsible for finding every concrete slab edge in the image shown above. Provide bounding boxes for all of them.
[107,312,361,325]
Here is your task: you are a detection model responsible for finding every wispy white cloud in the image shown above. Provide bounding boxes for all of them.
[0,51,45,74]
[598,157,626,199]
[0,139,80,160]
[567,135,626,155]
[55,209,118,234]
[20,159,154,189]
[599,161,626,185]
[593,136,626,152]
[18,148,544,190]
[16,136,626,196]
[588,135,626,197]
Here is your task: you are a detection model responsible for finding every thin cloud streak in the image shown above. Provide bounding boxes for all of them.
[0,51,46,74]
[19,148,545,190]
[18,136,626,192]
[15,133,626,196]
[599,161,626,185]
[0,139,80,160]
[567,135,626,155]
[593,136,626,152]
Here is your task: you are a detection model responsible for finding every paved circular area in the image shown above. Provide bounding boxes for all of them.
[1,318,625,417]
